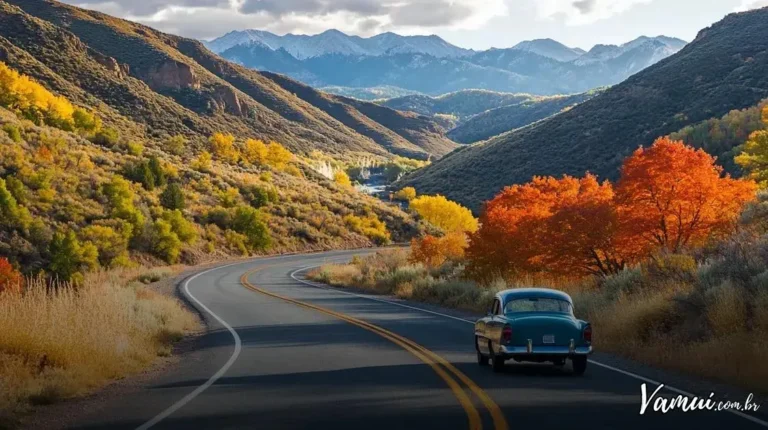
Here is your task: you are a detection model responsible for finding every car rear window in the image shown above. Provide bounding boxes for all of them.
[504,298,572,314]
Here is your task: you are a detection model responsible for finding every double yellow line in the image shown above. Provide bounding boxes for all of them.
[240,265,508,430]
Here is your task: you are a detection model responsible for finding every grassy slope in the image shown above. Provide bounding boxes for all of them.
[380,90,537,120]
[1,0,453,161]
[402,7,768,212]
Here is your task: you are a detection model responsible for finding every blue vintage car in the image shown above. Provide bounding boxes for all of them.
[474,288,592,374]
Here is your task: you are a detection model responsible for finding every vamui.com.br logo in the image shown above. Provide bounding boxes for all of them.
[640,384,761,415]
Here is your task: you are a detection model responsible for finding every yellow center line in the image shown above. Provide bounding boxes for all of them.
[239,264,509,430]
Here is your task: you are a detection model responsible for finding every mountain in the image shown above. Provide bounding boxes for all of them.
[218,35,685,96]
[511,39,586,62]
[206,29,472,59]
[446,90,603,144]
[320,85,423,101]
[399,7,768,211]
[0,0,454,161]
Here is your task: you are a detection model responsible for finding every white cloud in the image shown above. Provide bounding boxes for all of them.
[62,0,508,40]
[735,0,768,11]
[530,0,652,25]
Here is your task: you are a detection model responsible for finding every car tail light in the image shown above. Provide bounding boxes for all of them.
[501,325,512,344]
[583,325,592,343]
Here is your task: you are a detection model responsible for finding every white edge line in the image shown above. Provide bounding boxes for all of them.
[290,264,768,429]
[135,262,245,430]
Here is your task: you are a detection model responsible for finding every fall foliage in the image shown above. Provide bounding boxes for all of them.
[394,186,417,202]
[334,170,352,188]
[410,232,467,268]
[410,195,478,234]
[617,137,756,255]
[735,107,768,188]
[467,139,757,280]
[0,257,22,294]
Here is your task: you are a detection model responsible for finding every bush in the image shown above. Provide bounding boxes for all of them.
[2,123,21,142]
[150,220,182,264]
[231,206,271,251]
[161,209,197,244]
[209,132,239,163]
[92,128,119,147]
[242,185,276,209]
[165,135,187,155]
[333,171,352,188]
[160,182,185,210]
[192,151,212,172]
[49,231,95,281]
[0,257,22,294]
[394,186,416,202]
[344,214,391,245]
[79,224,130,268]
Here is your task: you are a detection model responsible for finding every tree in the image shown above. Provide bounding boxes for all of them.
[467,175,624,279]
[394,187,417,202]
[343,214,390,245]
[102,175,145,233]
[72,108,101,134]
[0,257,23,294]
[265,142,293,169]
[161,209,197,244]
[150,220,182,264]
[231,206,271,251]
[49,231,93,281]
[193,151,212,172]
[735,129,768,188]
[160,182,186,210]
[80,224,130,268]
[92,127,119,147]
[0,178,30,231]
[148,156,166,187]
[410,195,478,234]
[242,138,267,165]
[242,185,276,209]
[617,137,756,255]
[209,132,239,163]
[410,232,467,268]
[333,171,352,188]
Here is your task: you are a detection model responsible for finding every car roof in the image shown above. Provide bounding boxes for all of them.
[497,288,573,304]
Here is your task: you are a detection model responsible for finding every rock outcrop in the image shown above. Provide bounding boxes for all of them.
[147,60,200,91]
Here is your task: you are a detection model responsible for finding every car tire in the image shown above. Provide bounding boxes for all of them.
[489,342,504,373]
[476,337,489,366]
[572,356,587,375]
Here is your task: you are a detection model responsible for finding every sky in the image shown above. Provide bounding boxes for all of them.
[61,0,768,50]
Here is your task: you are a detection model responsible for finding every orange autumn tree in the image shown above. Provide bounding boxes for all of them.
[467,174,624,280]
[408,195,477,268]
[615,137,757,255]
[0,257,23,294]
[410,232,468,268]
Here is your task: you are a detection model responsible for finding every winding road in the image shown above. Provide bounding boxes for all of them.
[67,250,767,430]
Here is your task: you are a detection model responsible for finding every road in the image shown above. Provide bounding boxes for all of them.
[67,250,767,430]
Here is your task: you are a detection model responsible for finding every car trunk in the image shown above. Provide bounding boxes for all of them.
[508,312,582,346]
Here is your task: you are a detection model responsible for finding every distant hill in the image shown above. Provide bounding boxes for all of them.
[380,90,537,120]
[0,0,454,161]
[447,90,602,144]
[206,29,472,59]
[400,7,768,211]
[217,33,685,96]
[321,85,422,101]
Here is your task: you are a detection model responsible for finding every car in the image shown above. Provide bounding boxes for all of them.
[474,288,592,374]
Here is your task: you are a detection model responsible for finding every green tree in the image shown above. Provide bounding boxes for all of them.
[148,156,166,187]
[0,178,31,231]
[49,231,96,281]
[161,209,197,244]
[232,206,271,251]
[102,175,145,233]
[150,220,182,264]
[242,185,276,209]
[72,108,102,134]
[5,176,27,204]
[2,124,21,142]
[80,224,130,268]
[92,127,119,147]
[160,182,186,210]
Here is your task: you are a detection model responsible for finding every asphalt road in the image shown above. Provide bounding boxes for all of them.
[67,250,768,430]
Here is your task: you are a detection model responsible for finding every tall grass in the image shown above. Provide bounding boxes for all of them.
[0,268,198,424]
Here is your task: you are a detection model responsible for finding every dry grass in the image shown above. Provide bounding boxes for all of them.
[0,268,198,425]
[310,247,768,394]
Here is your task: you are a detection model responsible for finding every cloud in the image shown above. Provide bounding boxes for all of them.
[736,0,768,11]
[531,0,652,25]
[61,0,507,39]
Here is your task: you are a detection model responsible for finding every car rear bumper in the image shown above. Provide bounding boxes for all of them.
[499,345,592,356]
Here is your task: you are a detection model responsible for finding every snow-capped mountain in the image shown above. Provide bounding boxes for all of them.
[205,29,472,59]
[510,39,586,62]
[212,30,687,96]
[574,36,686,65]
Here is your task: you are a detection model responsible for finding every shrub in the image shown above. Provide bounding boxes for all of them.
[242,138,267,165]
[165,135,187,155]
[150,220,182,264]
[72,108,101,135]
[160,182,185,210]
[242,185,277,209]
[49,231,95,282]
[394,186,416,202]
[192,151,212,172]
[217,187,241,208]
[79,224,130,268]
[102,176,144,233]
[344,214,390,245]
[333,171,352,188]
[2,123,21,142]
[161,210,197,244]
[123,160,156,190]
[92,128,119,147]
[410,232,467,268]
[0,257,22,294]
[0,178,31,231]
[4,176,26,205]
[209,132,239,163]
[231,206,271,251]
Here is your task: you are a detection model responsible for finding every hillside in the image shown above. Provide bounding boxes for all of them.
[0,0,453,161]
[380,90,537,120]
[400,7,768,211]
[447,90,601,144]
[218,35,684,96]
[0,1,429,278]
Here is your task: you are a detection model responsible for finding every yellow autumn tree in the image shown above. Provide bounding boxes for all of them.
[394,186,416,201]
[409,195,478,233]
[265,141,293,169]
[242,138,267,165]
[209,132,239,163]
[334,171,352,188]
[735,106,768,188]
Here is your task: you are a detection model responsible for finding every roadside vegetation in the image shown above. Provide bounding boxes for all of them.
[0,266,198,426]
[311,127,768,393]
